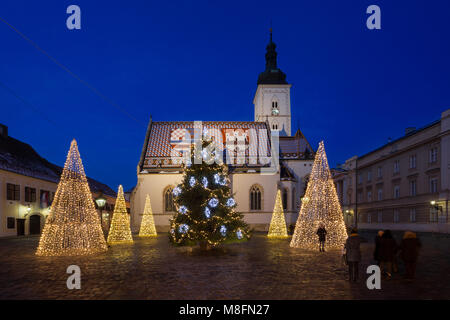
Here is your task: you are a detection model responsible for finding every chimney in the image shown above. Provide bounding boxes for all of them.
[0,124,8,139]
[405,127,416,135]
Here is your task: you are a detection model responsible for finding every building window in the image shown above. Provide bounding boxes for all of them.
[377,188,383,201]
[357,191,363,202]
[430,178,438,193]
[250,185,262,211]
[7,217,15,229]
[394,186,400,199]
[272,101,278,110]
[394,209,400,223]
[164,187,175,212]
[393,160,400,174]
[377,210,383,223]
[367,191,372,202]
[429,207,438,223]
[409,180,417,196]
[272,123,278,130]
[410,208,416,223]
[367,171,372,182]
[409,155,417,169]
[292,188,296,211]
[367,213,372,223]
[358,174,362,184]
[40,190,50,209]
[282,188,288,210]
[25,187,37,202]
[429,147,438,163]
[6,183,20,201]
[377,166,382,178]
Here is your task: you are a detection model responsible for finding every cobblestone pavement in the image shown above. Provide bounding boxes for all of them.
[0,231,449,299]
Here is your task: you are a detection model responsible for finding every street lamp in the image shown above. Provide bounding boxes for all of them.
[95,192,107,229]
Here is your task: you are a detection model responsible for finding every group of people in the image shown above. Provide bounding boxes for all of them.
[316,224,422,282]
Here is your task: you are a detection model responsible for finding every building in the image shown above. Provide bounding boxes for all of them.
[0,124,119,237]
[130,31,315,231]
[334,109,450,233]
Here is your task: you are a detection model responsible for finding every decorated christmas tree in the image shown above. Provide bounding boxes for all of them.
[36,139,107,256]
[169,139,251,249]
[290,141,347,250]
[107,185,133,244]
[139,194,157,237]
[267,189,289,238]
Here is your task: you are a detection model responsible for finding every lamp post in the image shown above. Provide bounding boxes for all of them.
[95,192,107,230]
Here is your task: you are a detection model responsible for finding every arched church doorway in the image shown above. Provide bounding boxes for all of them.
[29,214,41,235]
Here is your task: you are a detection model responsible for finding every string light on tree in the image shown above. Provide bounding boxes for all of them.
[290,141,348,250]
[267,189,289,239]
[36,139,107,256]
[169,138,251,249]
[138,194,157,237]
[107,185,134,244]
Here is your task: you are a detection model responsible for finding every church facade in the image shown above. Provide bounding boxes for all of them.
[130,32,315,231]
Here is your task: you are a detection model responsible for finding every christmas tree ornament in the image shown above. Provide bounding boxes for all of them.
[208,198,219,208]
[36,139,107,256]
[290,141,347,250]
[204,207,211,218]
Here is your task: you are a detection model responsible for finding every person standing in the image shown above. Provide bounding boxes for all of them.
[400,231,421,280]
[373,230,384,265]
[316,223,327,252]
[379,229,397,279]
[345,228,362,282]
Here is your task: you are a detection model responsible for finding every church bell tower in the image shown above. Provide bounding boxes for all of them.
[253,29,292,136]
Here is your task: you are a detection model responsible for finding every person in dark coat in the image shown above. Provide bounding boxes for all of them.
[379,229,397,279]
[316,223,327,252]
[345,228,362,282]
[373,230,384,265]
[400,231,421,280]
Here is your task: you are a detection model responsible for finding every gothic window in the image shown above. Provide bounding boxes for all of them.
[271,100,279,115]
[272,122,278,130]
[282,188,288,210]
[164,187,175,212]
[250,185,262,211]
[292,187,296,210]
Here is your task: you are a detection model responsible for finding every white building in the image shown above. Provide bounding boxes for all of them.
[130,31,314,231]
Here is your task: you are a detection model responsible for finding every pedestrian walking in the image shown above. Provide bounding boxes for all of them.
[345,228,362,282]
[400,231,421,280]
[373,230,384,265]
[379,229,397,279]
[316,223,327,252]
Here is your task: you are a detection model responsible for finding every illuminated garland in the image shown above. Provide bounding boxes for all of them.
[290,141,347,250]
[138,194,157,237]
[36,139,108,256]
[268,189,289,238]
[107,185,134,244]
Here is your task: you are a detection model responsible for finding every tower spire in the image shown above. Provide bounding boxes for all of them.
[257,27,287,85]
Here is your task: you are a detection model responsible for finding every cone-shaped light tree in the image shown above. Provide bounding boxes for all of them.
[36,139,108,256]
[290,141,347,249]
[139,194,157,237]
[169,138,251,249]
[267,189,289,238]
[107,185,133,244]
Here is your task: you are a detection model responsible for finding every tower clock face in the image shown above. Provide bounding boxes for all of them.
[272,109,279,115]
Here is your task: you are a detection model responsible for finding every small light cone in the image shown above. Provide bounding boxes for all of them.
[107,185,133,244]
[268,189,289,238]
[139,194,157,237]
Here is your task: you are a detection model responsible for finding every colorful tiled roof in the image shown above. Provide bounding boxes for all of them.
[142,121,273,169]
[279,129,314,160]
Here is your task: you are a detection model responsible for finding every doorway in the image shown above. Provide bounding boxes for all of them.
[17,219,25,236]
[29,215,41,235]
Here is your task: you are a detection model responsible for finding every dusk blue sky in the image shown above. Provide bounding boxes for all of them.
[1,0,449,191]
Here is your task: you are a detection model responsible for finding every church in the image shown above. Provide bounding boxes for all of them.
[130,31,315,231]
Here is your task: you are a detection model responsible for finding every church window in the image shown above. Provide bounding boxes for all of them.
[292,187,296,210]
[250,185,262,211]
[164,187,175,212]
[282,188,288,210]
